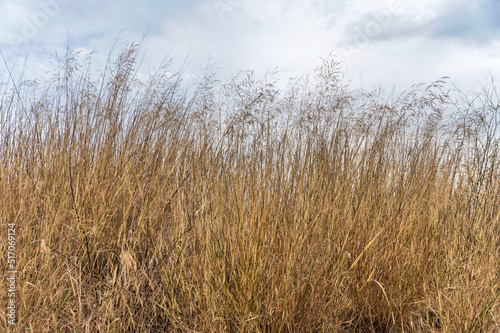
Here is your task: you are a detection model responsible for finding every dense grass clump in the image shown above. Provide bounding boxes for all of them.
[1,43,500,332]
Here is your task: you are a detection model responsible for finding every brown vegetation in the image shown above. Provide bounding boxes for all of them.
[1,43,499,332]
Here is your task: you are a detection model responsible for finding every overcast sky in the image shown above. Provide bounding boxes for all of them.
[0,0,499,93]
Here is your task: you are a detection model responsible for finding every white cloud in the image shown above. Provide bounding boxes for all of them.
[0,0,498,95]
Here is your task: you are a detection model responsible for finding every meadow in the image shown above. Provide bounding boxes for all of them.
[1,43,499,332]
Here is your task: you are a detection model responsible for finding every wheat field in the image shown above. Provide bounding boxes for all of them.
[1,44,499,332]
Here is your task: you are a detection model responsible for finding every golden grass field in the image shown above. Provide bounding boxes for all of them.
[1,44,500,332]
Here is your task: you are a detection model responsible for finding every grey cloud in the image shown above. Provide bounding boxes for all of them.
[341,1,500,47]
[424,2,499,43]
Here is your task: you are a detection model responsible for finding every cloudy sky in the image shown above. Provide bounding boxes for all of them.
[0,0,499,93]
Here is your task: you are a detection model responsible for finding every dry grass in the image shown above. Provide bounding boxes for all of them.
[1,44,500,332]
